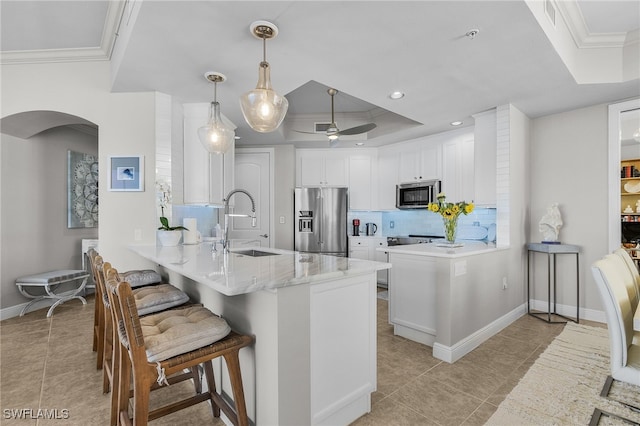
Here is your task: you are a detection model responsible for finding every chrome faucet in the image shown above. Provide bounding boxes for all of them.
[218,189,257,253]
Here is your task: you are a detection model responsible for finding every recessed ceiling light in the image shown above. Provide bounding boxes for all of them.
[450,121,463,126]
[389,91,405,100]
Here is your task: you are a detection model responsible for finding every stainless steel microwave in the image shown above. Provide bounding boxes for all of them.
[396,180,441,209]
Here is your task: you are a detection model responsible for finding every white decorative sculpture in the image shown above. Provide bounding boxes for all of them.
[539,203,563,242]
[635,200,640,213]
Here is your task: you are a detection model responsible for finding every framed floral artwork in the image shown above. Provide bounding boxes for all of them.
[68,150,99,228]
[108,155,144,192]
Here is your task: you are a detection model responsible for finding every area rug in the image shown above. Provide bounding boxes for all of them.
[486,322,640,425]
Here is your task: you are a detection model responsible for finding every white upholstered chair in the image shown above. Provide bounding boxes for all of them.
[591,256,640,389]
[614,248,640,302]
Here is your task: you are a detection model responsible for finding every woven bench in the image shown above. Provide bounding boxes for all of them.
[16,270,90,317]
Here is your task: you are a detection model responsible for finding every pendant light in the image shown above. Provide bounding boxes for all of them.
[239,20,289,133]
[198,72,235,154]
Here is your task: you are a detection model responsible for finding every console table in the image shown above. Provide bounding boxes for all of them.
[526,243,580,323]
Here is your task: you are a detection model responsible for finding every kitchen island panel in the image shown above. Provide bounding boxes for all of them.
[389,254,437,345]
[310,274,376,425]
[386,245,524,363]
[133,244,385,426]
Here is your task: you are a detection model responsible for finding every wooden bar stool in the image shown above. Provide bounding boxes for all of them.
[101,263,203,426]
[105,267,254,426]
[87,248,166,368]
[93,255,190,395]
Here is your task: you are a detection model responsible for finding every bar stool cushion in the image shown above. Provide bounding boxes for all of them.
[139,306,231,362]
[134,284,190,316]
[121,270,162,288]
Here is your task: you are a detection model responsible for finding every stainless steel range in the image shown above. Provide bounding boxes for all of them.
[386,234,439,246]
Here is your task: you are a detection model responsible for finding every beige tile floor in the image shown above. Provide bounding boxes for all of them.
[0,293,583,425]
[353,297,569,426]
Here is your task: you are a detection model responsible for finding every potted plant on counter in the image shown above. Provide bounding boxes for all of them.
[156,181,188,246]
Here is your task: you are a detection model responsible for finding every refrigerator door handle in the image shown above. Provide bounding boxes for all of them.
[318,189,323,247]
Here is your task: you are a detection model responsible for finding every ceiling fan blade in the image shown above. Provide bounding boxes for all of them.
[336,123,377,136]
[293,130,320,134]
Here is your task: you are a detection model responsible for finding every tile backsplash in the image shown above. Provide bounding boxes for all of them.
[349,208,497,238]
[172,205,220,238]
[173,205,496,242]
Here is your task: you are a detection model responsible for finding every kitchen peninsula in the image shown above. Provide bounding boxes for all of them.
[381,241,517,363]
[129,244,390,426]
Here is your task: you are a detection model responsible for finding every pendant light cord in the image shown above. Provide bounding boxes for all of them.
[262,36,267,63]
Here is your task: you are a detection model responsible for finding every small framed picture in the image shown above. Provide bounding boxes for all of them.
[108,156,144,191]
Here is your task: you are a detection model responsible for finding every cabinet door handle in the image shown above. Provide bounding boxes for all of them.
[259,234,268,238]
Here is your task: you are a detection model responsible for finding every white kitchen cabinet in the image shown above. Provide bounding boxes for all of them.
[442,136,474,202]
[349,237,370,259]
[372,238,389,285]
[349,245,369,260]
[472,109,497,206]
[349,153,375,210]
[297,150,348,186]
[388,253,437,345]
[349,237,388,285]
[398,143,442,183]
[377,147,399,210]
[183,103,234,205]
[296,149,379,210]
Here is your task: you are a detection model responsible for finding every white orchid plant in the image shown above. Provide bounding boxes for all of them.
[155,181,187,231]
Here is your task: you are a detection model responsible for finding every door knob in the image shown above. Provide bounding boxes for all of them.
[259,234,268,238]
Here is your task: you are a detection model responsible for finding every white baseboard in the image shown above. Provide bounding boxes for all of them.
[433,304,526,363]
[0,302,29,321]
[529,299,606,324]
[432,301,607,364]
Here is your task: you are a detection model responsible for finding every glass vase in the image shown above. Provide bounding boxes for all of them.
[443,216,458,243]
[439,216,464,248]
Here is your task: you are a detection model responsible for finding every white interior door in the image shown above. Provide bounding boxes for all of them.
[229,150,272,248]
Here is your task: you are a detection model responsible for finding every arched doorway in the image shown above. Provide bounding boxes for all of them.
[1,110,98,317]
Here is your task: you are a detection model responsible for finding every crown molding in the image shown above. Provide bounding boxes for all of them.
[0,1,126,65]
[555,0,629,49]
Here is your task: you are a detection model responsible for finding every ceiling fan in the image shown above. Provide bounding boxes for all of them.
[296,88,377,147]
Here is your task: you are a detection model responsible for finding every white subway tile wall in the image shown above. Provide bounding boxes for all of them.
[349,208,497,239]
[173,205,220,238]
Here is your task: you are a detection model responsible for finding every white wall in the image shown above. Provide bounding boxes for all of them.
[506,105,532,308]
[1,128,98,309]
[273,145,295,250]
[529,103,609,316]
[1,61,159,312]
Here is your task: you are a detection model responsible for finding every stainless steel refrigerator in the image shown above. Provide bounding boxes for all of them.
[294,187,348,256]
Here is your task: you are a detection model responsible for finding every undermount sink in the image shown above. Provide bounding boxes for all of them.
[232,249,280,257]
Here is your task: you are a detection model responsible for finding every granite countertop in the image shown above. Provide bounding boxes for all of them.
[379,240,500,258]
[129,244,391,296]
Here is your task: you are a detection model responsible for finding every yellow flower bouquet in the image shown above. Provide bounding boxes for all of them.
[427,193,474,244]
